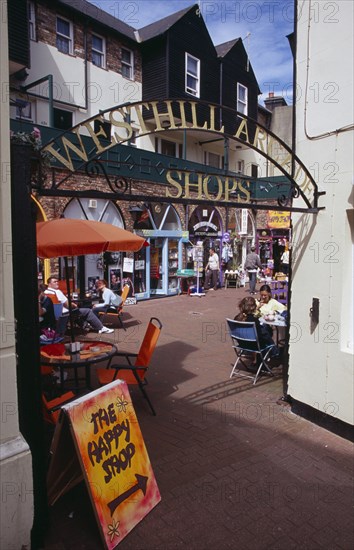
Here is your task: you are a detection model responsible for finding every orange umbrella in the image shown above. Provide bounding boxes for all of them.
[37,218,147,259]
[36,219,148,342]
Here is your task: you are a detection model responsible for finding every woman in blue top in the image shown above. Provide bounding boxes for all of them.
[92,279,123,318]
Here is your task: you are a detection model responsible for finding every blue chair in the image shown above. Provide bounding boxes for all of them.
[226,318,276,384]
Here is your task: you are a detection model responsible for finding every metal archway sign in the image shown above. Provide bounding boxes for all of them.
[39,98,324,214]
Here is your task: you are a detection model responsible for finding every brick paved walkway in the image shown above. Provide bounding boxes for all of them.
[43,288,354,550]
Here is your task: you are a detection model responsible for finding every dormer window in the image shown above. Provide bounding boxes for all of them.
[56,16,73,55]
[237,83,248,116]
[185,53,200,97]
[92,34,106,68]
[121,48,134,79]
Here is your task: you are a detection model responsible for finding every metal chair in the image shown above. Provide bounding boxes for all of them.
[98,284,130,330]
[226,318,276,384]
[96,317,162,415]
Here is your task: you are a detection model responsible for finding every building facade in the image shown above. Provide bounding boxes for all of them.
[288,0,353,428]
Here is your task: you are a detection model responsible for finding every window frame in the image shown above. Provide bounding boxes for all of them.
[28,1,36,41]
[155,138,182,158]
[56,15,73,55]
[185,52,200,97]
[237,83,248,116]
[121,47,134,80]
[92,32,106,69]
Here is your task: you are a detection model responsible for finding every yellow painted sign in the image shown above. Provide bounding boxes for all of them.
[47,380,161,548]
[267,210,291,229]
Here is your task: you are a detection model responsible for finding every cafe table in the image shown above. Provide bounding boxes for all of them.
[40,340,117,393]
[259,314,287,346]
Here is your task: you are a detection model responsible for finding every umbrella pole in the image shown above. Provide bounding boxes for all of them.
[64,256,75,343]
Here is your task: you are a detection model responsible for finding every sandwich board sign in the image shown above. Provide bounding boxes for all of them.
[47,380,161,548]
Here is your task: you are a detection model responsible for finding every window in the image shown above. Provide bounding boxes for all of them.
[53,108,73,130]
[15,100,34,121]
[185,53,200,97]
[94,119,111,141]
[28,1,36,41]
[204,151,221,169]
[237,83,248,115]
[92,33,105,68]
[237,160,245,173]
[121,48,133,79]
[56,16,73,55]
[155,138,182,158]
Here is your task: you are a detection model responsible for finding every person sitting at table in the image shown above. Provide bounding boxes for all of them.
[235,296,280,368]
[235,296,276,347]
[45,276,114,334]
[257,284,287,317]
[92,279,123,318]
[38,283,56,329]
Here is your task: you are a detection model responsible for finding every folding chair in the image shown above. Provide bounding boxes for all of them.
[98,284,130,330]
[226,318,276,385]
[42,391,76,424]
[96,317,162,415]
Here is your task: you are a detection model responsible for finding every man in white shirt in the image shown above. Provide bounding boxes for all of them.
[205,248,220,290]
[45,277,114,334]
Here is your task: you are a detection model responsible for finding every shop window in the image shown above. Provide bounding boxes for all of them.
[56,16,73,55]
[185,53,200,97]
[121,48,134,79]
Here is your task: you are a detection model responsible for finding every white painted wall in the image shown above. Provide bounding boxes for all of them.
[288,0,354,424]
[0,2,34,547]
[26,41,142,127]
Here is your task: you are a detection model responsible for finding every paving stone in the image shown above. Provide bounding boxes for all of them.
[43,290,354,549]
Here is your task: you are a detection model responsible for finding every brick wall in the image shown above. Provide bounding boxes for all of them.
[36,1,142,81]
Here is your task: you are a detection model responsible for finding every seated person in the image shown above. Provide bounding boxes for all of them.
[45,276,114,334]
[92,279,123,318]
[235,296,276,350]
[257,284,287,316]
[38,283,56,329]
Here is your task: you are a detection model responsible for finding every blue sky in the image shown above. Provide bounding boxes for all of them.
[91,0,294,105]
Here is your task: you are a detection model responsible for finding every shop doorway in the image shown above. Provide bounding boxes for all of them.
[133,203,182,298]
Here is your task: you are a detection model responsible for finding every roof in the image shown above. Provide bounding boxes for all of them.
[57,0,137,41]
[136,4,197,42]
[215,39,240,58]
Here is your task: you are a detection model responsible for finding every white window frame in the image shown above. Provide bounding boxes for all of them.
[56,16,73,55]
[237,83,248,116]
[185,53,200,97]
[28,1,36,41]
[92,33,106,68]
[121,47,134,80]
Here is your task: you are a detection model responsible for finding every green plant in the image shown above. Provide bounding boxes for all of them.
[10,127,52,168]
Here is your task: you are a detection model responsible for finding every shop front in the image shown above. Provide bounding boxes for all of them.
[257,210,291,277]
[133,203,187,299]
